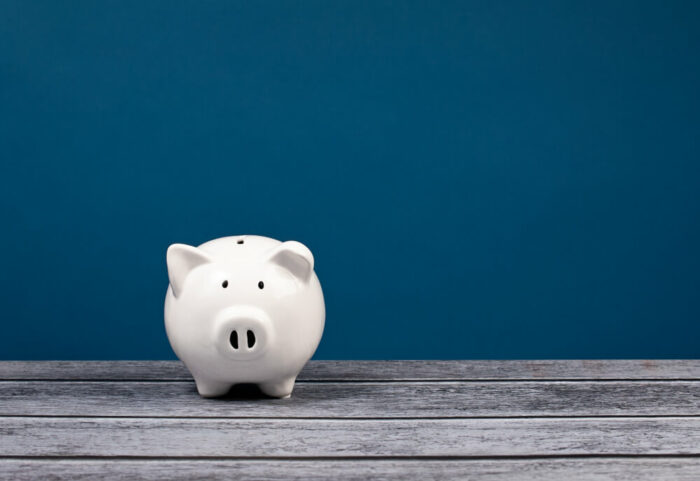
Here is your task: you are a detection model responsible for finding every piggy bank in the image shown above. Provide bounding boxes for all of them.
[164,235,325,398]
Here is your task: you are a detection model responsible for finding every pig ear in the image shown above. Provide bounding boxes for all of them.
[267,241,315,283]
[167,244,213,298]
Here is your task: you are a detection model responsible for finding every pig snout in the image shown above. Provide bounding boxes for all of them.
[213,306,273,360]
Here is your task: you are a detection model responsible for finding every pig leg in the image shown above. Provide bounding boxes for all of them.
[194,378,231,398]
[259,376,297,399]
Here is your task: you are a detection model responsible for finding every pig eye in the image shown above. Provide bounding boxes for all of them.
[258,281,264,289]
[222,280,229,288]
[237,239,244,245]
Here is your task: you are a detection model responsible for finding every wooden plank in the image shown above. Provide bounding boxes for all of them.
[1,458,700,481]
[0,417,697,457]
[0,380,698,418]
[1,360,698,381]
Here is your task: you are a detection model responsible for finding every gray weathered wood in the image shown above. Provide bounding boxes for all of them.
[1,417,698,457]
[1,380,698,418]
[1,360,698,381]
[1,458,700,481]
[2,361,699,480]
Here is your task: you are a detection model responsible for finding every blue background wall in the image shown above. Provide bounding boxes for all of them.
[1,0,699,360]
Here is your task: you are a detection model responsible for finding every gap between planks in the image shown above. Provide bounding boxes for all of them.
[1,457,700,481]
[3,378,700,383]
[4,414,700,420]
[2,454,700,461]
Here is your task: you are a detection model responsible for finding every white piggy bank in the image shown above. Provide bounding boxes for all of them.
[164,235,325,398]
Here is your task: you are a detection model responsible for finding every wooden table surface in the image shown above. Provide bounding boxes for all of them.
[1,360,699,480]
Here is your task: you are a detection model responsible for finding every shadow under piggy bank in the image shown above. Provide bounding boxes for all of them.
[190,383,280,400]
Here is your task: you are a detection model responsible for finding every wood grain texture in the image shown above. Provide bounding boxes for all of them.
[2,458,700,481]
[1,380,698,418]
[1,360,699,381]
[1,417,698,457]
[2,361,699,480]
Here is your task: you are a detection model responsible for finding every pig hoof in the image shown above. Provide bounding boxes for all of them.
[195,379,231,398]
[259,377,296,398]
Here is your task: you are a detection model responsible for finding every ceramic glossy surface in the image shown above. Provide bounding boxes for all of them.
[164,235,325,398]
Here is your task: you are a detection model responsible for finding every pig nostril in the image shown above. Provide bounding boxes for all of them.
[230,330,239,349]
[246,330,256,349]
